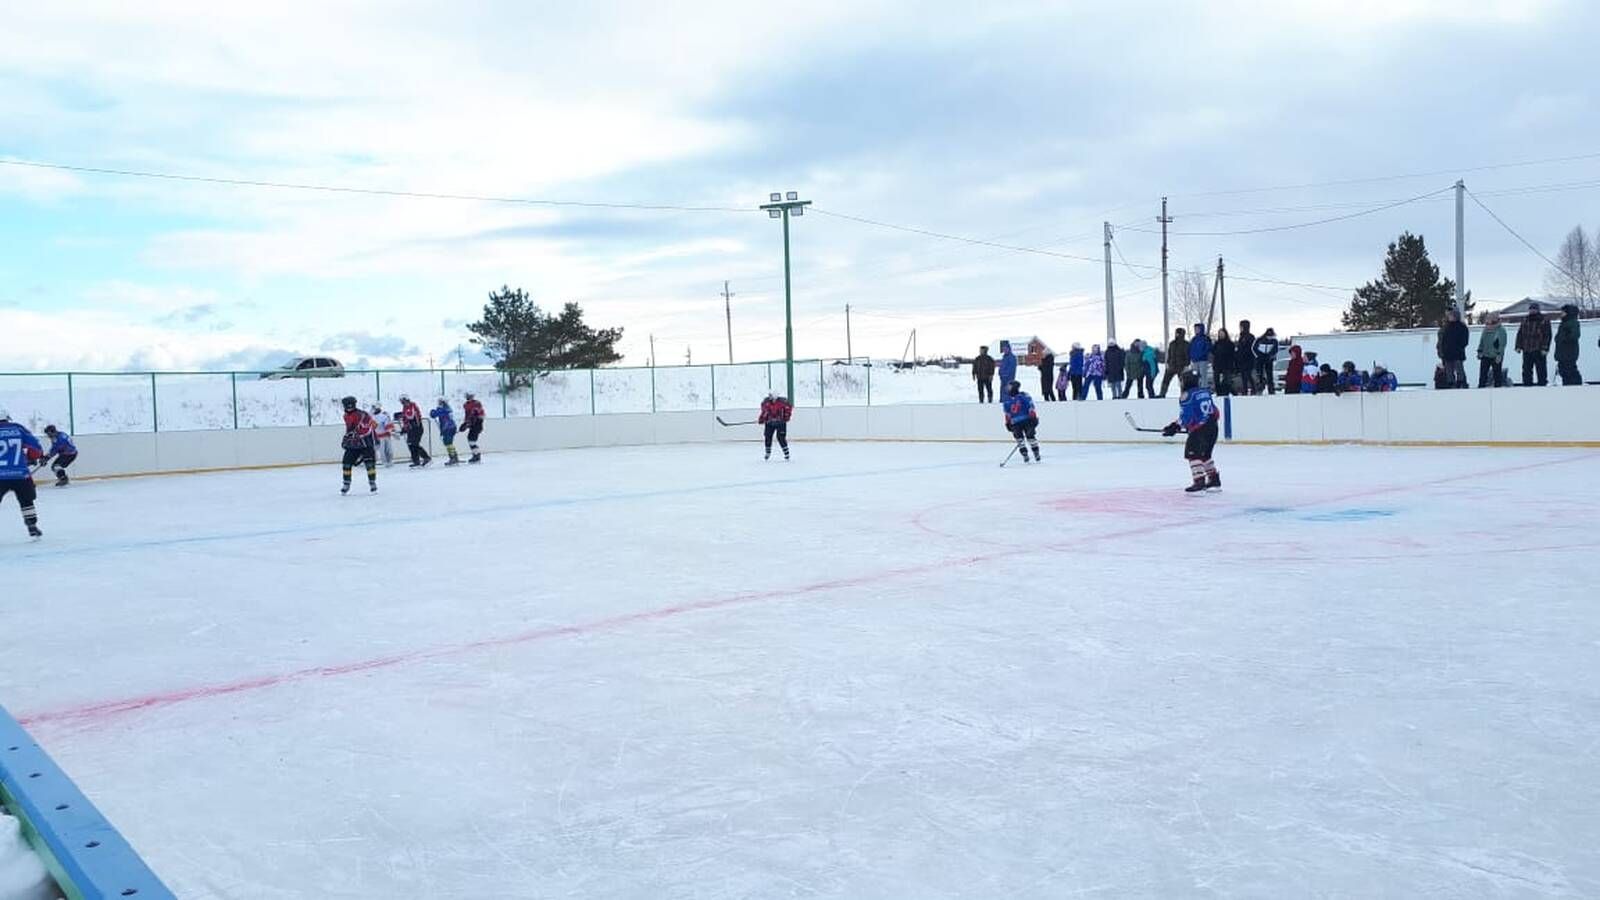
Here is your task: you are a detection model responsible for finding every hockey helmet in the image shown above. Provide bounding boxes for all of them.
[464,391,475,400]
[370,404,382,413]
[44,424,58,435]
[1180,369,1200,391]
[0,408,9,421]
[1007,380,1022,396]
[341,395,358,411]
[437,397,449,407]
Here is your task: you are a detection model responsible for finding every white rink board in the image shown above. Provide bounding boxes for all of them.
[5,442,1600,898]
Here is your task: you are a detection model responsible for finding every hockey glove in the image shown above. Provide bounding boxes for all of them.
[1161,423,1180,437]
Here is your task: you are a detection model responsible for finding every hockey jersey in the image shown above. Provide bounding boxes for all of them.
[342,409,377,448]
[759,397,793,424]
[1178,387,1218,432]
[0,421,45,479]
[430,403,457,434]
[399,401,425,430]
[1003,391,1038,425]
[371,412,394,438]
[1370,371,1398,392]
[462,398,486,425]
[47,430,77,457]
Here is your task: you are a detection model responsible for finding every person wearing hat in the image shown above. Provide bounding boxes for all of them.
[1554,303,1583,385]
[1515,304,1552,386]
[972,345,996,403]
[0,408,45,538]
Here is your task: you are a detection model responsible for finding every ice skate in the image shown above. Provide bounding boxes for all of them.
[27,524,42,539]
[468,454,481,464]
[1206,474,1221,492]
[340,484,351,495]
[1185,479,1208,493]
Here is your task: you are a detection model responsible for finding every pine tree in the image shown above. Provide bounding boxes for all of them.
[1340,232,1465,330]
[466,287,623,387]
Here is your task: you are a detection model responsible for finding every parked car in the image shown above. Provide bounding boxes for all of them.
[260,357,345,379]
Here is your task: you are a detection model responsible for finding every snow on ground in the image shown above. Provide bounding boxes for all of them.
[4,441,1600,898]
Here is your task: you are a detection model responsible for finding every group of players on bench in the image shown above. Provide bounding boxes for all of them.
[1001,370,1221,493]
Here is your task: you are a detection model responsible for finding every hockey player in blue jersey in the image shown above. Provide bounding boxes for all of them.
[1002,380,1042,463]
[430,398,462,466]
[1161,370,1221,493]
[0,408,45,538]
[41,425,78,486]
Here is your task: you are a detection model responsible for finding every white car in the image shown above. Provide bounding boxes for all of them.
[260,357,346,379]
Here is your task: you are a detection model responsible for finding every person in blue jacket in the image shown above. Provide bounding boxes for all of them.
[1369,363,1398,392]
[0,408,45,538]
[430,398,462,466]
[1187,322,1213,387]
[997,341,1018,391]
[1161,370,1220,493]
[41,425,78,487]
[1067,342,1086,400]
[1002,381,1041,463]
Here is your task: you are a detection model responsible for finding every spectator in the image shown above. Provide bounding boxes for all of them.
[1336,361,1365,394]
[998,341,1018,394]
[1083,344,1106,399]
[1212,328,1238,396]
[1188,322,1213,387]
[1056,362,1071,403]
[1555,303,1583,385]
[1038,350,1057,401]
[1235,320,1257,395]
[1141,340,1158,397]
[1476,311,1508,388]
[1253,328,1280,395]
[1515,305,1552,386]
[1160,327,1190,397]
[1370,363,1398,392]
[1301,352,1322,394]
[973,345,996,403]
[1437,308,1470,388]
[1284,344,1305,394]
[1104,341,1126,399]
[1067,342,1085,401]
[1316,364,1337,394]
[1124,339,1146,398]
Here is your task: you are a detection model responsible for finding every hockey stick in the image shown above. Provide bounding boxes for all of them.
[999,443,1022,467]
[715,417,758,427]
[1123,411,1167,434]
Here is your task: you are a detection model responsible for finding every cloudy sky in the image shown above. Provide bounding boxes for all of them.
[2,0,1597,372]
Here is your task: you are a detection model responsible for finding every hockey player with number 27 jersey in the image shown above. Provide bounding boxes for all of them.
[1162,371,1221,493]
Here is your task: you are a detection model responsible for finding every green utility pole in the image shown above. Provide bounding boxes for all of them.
[759,192,811,403]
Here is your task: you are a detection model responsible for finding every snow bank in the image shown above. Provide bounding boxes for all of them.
[0,814,57,900]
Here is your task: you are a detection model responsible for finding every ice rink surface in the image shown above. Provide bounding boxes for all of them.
[5,439,1600,898]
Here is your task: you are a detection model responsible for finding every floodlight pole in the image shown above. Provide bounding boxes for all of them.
[761,193,811,402]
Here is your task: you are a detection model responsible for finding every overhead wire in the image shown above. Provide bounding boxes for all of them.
[1464,186,1594,305]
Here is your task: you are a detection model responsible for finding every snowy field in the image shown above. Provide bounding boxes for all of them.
[4,441,1600,898]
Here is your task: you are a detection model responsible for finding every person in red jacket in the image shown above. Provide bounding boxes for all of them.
[398,394,431,468]
[462,392,487,464]
[758,392,793,460]
[1283,344,1305,395]
[339,396,379,494]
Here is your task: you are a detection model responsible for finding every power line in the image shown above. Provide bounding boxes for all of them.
[1123,186,1454,237]
[0,157,756,213]
[1170,150,1600,200]
[1464,186,1592,304]
[1111,235,1153,279]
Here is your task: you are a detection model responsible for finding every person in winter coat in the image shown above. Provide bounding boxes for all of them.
[1554,303,1583,385]
[1316,364,1338,394]
[1284,344,1305,394]
[1476,311,1508,388]
[1187,323,1213,387]
[972,345,996,403]
[1160,328,1190,397]
[1067,343,1085,401]
[1437,308,1470,389]
[1515,305,1553,386]
[1253,328,1280,395]
[1370,363,1398,392]
[1211,328,1238,396]
[1055,363,1071,402]
[1123,340,1146,398]
[1301,352,1322,393]
[1335,361,1365,394]
[1037,351,1057,401]
[998,341,1018,393]
[1082,345,1106,400]
[1141,341,1158,397]
[1235,320,1257,395]
[1104,342,1127,399]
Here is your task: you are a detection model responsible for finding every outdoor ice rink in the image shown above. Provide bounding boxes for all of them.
[5,439,1600,898]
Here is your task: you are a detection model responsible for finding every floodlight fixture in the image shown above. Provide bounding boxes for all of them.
[768,209,781,218]
[792,206,804,216]
[786,191,798,201]
[770,192,782,202]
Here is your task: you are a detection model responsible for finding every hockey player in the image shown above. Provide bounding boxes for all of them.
[431,397,462,466]
[462,392,486,463]
[40,425,79,486]
[1161,370,1220,493]
[1003,380,1041,463]
[370,404,395,467]
[339,396,379,495]
[0,409,45,538]
[758,392,792,459]
[398,394,431,467]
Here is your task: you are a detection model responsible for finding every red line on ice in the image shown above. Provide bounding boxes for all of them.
[19,451,1595,732]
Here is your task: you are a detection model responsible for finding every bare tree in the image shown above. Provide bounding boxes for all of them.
[1170,267,1213,332]
[1544,225,1599,310]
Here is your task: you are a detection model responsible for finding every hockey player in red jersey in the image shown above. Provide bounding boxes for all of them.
[339,396,379,494]
[462,392,486,464]
[398,394,431,468]
[758,392,793,460]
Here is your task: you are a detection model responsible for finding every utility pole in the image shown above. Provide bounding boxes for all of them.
[686,346,692,366]
[649,334,656,368]
[1159,198,1172,350]
[1103,222,1116,344]
[759,191,811,401]
[722,280,735,363]
[1217,256,1227,331]
[845,303,853,363]
[1454,179,1466,317]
